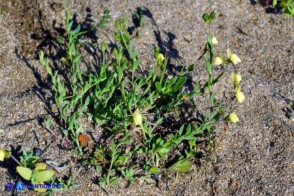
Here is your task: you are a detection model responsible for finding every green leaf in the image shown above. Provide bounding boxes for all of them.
[188,64,194,72]
[202,13,209,23]
[156,138,162,144]
[186,124,192,133]
[173,76,187,92]
[72,24,81,35]
[158,148,169,157]
[132,59,140,71]
[155,82,162,93]
[32,170,55,182]
[109,177,119,186]
[169,159,192,173]
[111,140,116,151]
[73,54,80,64]
[16,166,33,180]
[149,166,159,175]
[67,21,73,32]
[130,51,137,59]
[154,47,160,58]
[178,124,185,135]
[167,77,177,89]
[209,11,216,21]
[202,11,216,24]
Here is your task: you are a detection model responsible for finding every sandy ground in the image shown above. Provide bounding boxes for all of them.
[0,0,293,195]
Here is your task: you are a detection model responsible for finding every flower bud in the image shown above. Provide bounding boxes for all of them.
[157,53,165,66]
[235,88,245,103]
[229,112,239,123]
[231,73,242,85]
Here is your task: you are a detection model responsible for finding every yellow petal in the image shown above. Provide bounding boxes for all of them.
[157,53,165,65]
[227,49,241,65]
[211,36,218,45]
[230,54,241,65]
[235,90,245,103]
[226,49,232,58]
[231,73,242,84]
[229,112,239,123]
[133,110,143,126]
[213,56,224,66]
[0,149,5,161]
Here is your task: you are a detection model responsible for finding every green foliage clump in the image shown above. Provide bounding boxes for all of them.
[39,7,244,188]
[269,0,294,16]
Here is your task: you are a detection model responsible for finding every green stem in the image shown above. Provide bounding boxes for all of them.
[160,60,167,85]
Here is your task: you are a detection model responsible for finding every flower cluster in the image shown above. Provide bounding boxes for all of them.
[213,48,241,66]
[212,37,244,123]
[231,73,245,103]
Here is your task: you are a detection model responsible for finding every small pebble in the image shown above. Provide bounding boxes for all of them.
[33,147,42,156]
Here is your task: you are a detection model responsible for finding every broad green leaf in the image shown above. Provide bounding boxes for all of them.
[173,77,187,92]
[149,166,159,175]
[115,155,128,165]
[157,148,169,157]
[32,170,54,182]
[155,82,162,93]
[16,166,33,181]
[169,159,192,173]
[109,176,119,186]
[156,138,162,144]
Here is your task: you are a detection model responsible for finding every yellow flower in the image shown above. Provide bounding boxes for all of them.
[133,109,143,126]
[235,87,245,103]
[157,53,165,65]
[0,149,5,161]
[213,56,225,66]
[181,95,187,101]
[227,49,241,65]
[231,73,242,85]
[229,112,239,123]
[211,36,218,45]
